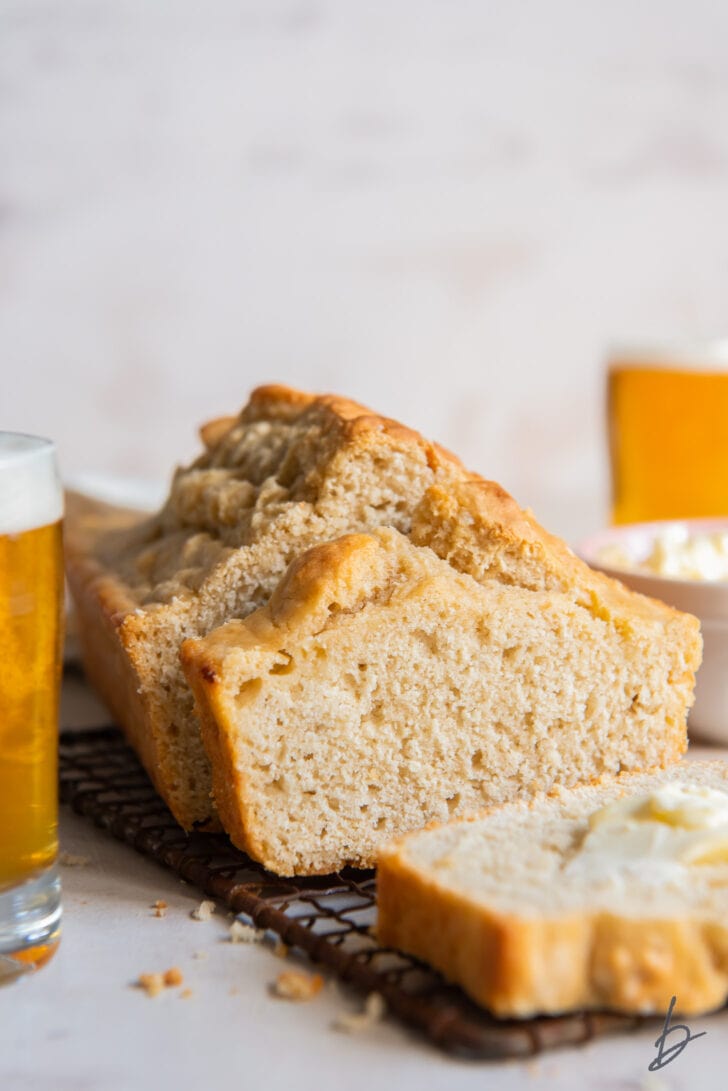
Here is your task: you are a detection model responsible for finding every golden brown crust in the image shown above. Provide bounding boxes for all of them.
[413,476,700,632]
[199,416,236,450]
[244,385,463,474]
[180,644,242,843]
[64,491,220,829]
[245,383,317,419]
[179,640,272,862]
[64,496,166,798]
[378,849,728,1017]
[265,534,383,632]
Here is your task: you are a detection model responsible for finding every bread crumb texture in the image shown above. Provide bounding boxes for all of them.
[273,970,324,1001]
[229,920,264,944]
[190,900,216,921]
[137,968,184,997]
[333,992,387,1033]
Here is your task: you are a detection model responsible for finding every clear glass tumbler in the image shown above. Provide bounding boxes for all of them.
[0,434,63,973]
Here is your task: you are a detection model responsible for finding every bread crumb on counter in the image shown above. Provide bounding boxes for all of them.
[152,900,167,918]
[136,968,184,996]
[333,992,386,1033]
[137,973,165,998]
[180,989,193,1000]
[190,899,216,921]
[273,939,289,959]
[229,920,264,944]
[59,851,91,867]
[273,970,324,1001]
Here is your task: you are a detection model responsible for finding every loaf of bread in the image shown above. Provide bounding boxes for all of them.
[66,384,701,854]
[378,760,728,1017]
[181,525,700,875]
[65,385,467,828]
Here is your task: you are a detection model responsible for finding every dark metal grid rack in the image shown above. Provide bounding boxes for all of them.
[59,725,648,1060]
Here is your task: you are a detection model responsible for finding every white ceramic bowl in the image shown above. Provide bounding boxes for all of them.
[578,518,728,746]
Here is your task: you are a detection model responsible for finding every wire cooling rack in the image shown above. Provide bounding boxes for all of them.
[59,725,648,1060]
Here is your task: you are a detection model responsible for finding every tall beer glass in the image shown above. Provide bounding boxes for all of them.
[0,434,63,971]
[608,341,728,524]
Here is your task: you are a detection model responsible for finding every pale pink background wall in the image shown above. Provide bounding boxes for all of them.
[3,1,728,541]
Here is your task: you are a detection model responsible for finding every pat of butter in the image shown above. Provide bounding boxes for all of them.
[590,783,728,832]
[598,525,728,581]
[570,783,728,875]
[646,527,728,581]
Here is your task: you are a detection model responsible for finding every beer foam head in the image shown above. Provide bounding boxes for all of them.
[0,434,63,534]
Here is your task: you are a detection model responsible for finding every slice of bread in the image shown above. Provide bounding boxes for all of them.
[180,526,700,875]
[65,386,466,828]
[378,760,728,1018]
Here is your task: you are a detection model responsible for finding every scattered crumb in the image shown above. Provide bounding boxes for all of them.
[59,851,90,867]
[333,992,386,1033]
[152,900,168,918]
[190,900,216,922]
[180,989,193,1000]
[273,970,324,1002]
[136,967,184,997]
[137,973,165,998]
[229,986,240,996]
[273,940,289,959]
[229,920,264,944]
[192,950,208,960]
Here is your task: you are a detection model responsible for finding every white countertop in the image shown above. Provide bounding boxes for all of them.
[3,676,728,1091]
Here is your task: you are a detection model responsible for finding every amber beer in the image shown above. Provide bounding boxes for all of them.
[0,434,63,968]
[608,344,728,524]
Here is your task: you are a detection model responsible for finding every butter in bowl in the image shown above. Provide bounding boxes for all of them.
[579,519,728,745]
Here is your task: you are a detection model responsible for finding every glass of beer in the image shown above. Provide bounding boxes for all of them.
[608,341,728,524]
[0,433,63,972]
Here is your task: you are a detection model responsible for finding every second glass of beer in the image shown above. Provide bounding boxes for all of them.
[0,434,64,971]
[608,341,728,524]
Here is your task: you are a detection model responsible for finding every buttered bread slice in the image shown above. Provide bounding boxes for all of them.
[181,527,700,875]
[378,760,728,1017]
